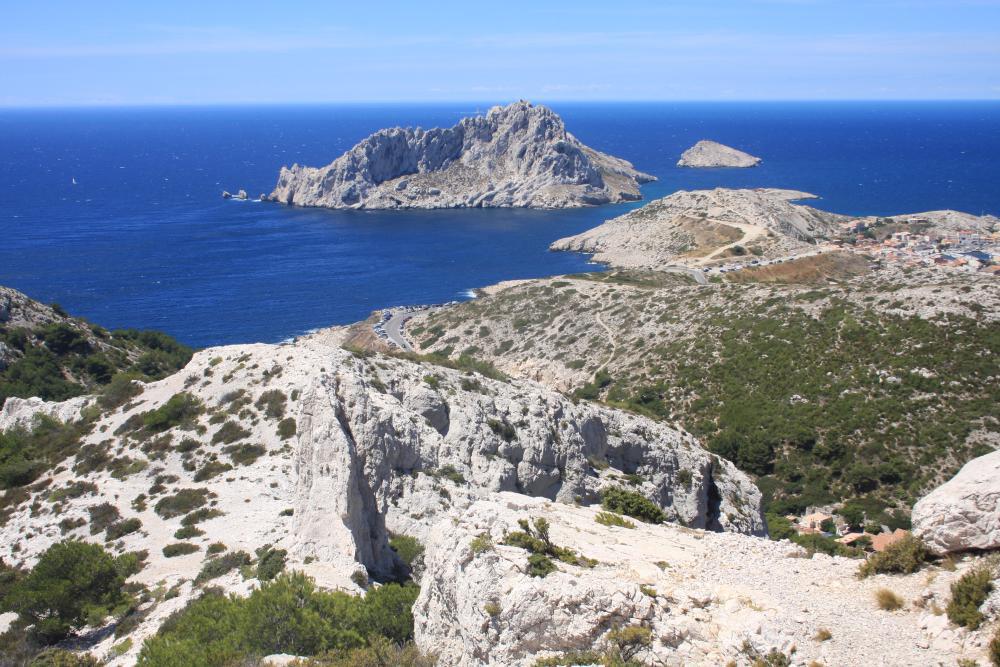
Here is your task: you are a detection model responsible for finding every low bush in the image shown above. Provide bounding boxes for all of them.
[179,507,224,526]
[162,543,199,558]
[141,393,204,433]
[990,626,1000,667]
[470,533,492,554]
[194,550,252,584]
[601,486,664,524]
[277,418,297,440]
[137,573,419,666]
[226,443,266,466]
[255,545,287,581]
[87,503,121,536]
[255,390,287,420]
[154,488,210,519]
[858,534,928,578]
[211,421,250,445]
[503,517,595,577]
[947,566,994,629]
[193,460,232,482]
[173,525,204,540]
[389,534,424,568]
[595,511,635,529]
[105,517,141,541]
[875,588,904,611]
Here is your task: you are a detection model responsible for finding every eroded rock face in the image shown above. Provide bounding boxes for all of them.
[269,101,655,210]
[414,494,984,667]
[912,449,1000,554]
[677,140,761,168]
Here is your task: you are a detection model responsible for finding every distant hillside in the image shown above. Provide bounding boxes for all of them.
[0,287,193,406]
[403,263,1000,525]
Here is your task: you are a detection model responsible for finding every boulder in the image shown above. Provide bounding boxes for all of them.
[912,449,1000,554]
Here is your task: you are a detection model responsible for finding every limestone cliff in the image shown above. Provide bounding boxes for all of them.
[269,101,655,210]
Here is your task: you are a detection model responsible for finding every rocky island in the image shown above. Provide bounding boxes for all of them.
[677,140,761,168]
[267,100,656,210]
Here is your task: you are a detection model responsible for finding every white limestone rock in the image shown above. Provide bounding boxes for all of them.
[551,188,844,269]
[269,101,655,210]
[677,140,761,168]
[912,449,1000,554]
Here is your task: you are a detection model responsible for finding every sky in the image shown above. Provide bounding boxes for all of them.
[2,0,999,106]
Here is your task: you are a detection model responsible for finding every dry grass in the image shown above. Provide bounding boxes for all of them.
[875,588,904,611]
[726,251,868,284]
[813,628,832,641]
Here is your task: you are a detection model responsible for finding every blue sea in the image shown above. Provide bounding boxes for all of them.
[1,102,998,348]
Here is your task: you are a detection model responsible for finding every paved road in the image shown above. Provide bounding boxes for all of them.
[384,310,415,351]
[662,265,708,285]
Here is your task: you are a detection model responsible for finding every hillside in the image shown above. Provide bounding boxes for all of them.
[0,287,192,407]
[402,263,1000,526]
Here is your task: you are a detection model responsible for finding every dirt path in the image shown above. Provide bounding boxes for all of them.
[694,219,768,265]
[595,312,617,372]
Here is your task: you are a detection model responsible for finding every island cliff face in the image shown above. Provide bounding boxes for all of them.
[269,101,656,209]
[677,140,761,168]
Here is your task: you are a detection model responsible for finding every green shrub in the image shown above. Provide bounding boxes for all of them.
[137,572,419,666]
[97,374,143,412]
[277,418,297,440]
[206,542,227,555]
[105,517,141,541]
[154,488,210,519]
[6,540,130,643]
[141,393,204,433]
[255,545,287,581]
[947,566,994,629]
[87,503,120,536]
[162,543,199,558]
[180,507,224,526]
[470,533,493,554]
[595,511,635,529]
[605,624,652,662]
[24,648,99,666]
[601,486,664,524]
[173,525,204,540]
[194,551,252,584]
[211,421,250,445]
[526,553,556,578]
[0,416,88,490]
[858,534,928,578]
[255,390,287,420]
[389,534,424,567]
[193,460,232,482]
[226,443,266,466]
[486,418,516,442]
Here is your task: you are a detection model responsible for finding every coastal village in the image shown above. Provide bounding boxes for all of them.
[834,217,1000,275]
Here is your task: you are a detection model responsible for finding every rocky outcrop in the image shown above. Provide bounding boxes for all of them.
[269,101,655,210]
[677,140,761,168]
[414,494,987,666]
[0,331,765,664]
[551,188,844,269]
[912,449,1000,555]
